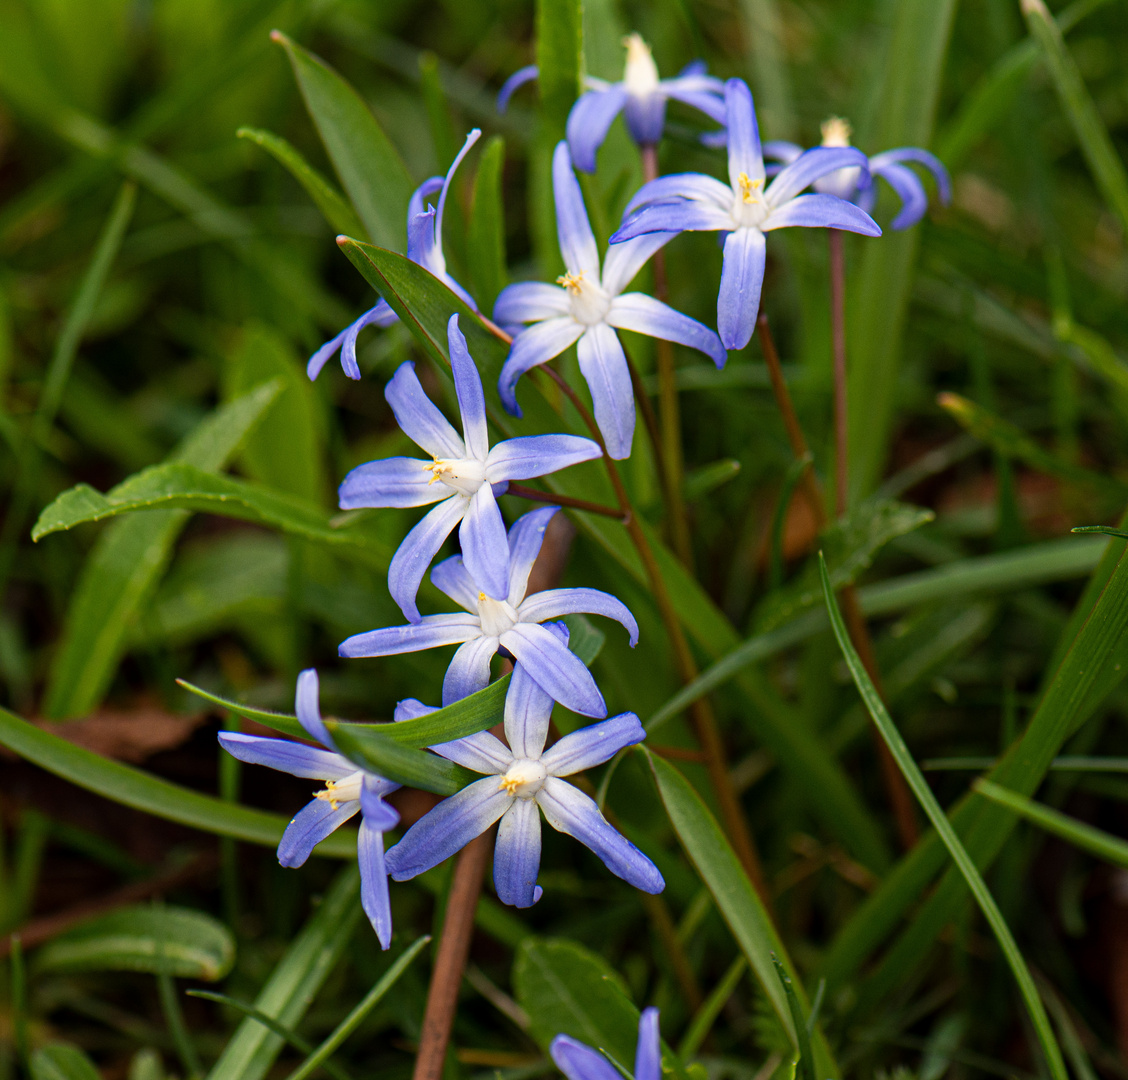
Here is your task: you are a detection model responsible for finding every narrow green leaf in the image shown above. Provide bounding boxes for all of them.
[236,127,366,239]
[206,867,362,1080]
[684,459,741,502]
[645,750,838,1079]
[771,957,814,1080]
[418,52,458,170]
[467,134,508,312]
[36,906,235,981]
[1023,0,1128,236]
[273,31,413,250]
[535,0,583,136]
[326,722,477,795]
[284,935,431,1080]
[30,1045,101,1080]
[975,779,1128,868]
[1073,525,1128,540]
[820,553,1067,1080]
[0,704,355,858]
[846,0,957,496]
[42,381,283,718]
[676,957,746,1061]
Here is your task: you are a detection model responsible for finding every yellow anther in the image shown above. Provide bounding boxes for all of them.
[499,775,522,796]
[621,32,651,62]
[315,780,341,811]
[738,173,763,204]
[820,116,852,148]
[424,456,448,485]
[556,270,585,293]
[478,591,487,602]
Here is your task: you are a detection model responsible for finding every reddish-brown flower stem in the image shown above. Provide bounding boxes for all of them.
[505,482,625,520]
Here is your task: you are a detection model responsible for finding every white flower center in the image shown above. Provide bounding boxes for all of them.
[424,455,486,497]
[557,271,610,326]
[477,591,519,637]
[731,172,768,228]
[314,771,364,810]
[622,33,659,98]
[499,758,547,798]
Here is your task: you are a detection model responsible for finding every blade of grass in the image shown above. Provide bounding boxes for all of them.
[676,957,746,1061]
[819,552,1067,1080]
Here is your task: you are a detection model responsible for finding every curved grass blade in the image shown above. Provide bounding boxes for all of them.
[975,779,1128,868]
[284,935,431,1080]
[467,134,507,312]
[818,552,1068,1080]
[29,1045,100,1080]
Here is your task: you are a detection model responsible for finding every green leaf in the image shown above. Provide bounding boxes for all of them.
[514,938,689,1080]
[0,704,355,858]
[535,0,583,136]
[33,464,388,558]
[36,905,235,980]
[684,459,741,502]
[938,391,1128,496]
[30,1045,101,1080]
[975,779,1128,868]
[755,497,935,632]
[41,381,283,718]
[206,867,362,1080]
[846,0,957,495]
[326,722,478,795]
[1023,0,1128,236]
[225,322,326,504]
[644,750,838,1080]
[466,134,508,313]
[237,127,366,238]
[273,31,413,251]
[818,553,1068,1080]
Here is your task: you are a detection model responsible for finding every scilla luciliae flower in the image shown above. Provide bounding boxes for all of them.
[339,313,601,623]
[611,79,881,350]
[761,116,952,231]
[494,141,725,459]
[308,129,482,381]
[217,669,399,948]
[551,1007,662,1080]
[385,622,663,905]
[338,507,638,717]
[566,34,724,171]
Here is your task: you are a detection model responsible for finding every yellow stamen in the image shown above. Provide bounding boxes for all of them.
[315,780,341,811]
[499,775,522,796]
[820,116,852,148]
[478,591,487,602]
[556,270,585,293]
[738,172,763,204]
[424,456,447,485]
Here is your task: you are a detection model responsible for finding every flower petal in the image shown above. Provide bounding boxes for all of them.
[662,84,727,125]
[536,778,665,892]
[339,612,481,659]
[870,147,952,204]
[407,207,439,274]
[459,482,510,601]
[385,776,512,880]
[607,293,726,368]
[387,495,469,623]
[307,302,398,381]
[498,319,585,417]
[716,227,766,351]
[493,282,571,325]
[361,776,402,829]
[611,199,731,243]
[552,141,600,276]
[435,130,481,262]
[577,324,634,460]
[394,698,436,721]
[765,146,869,208]
[430,554,480,612]
[624,173,733,217]
[723,78,763,188]
[550,1037,622,1080]
[338,457,447,510]
[501,622,606,718]
[623,93,667,146]
[357,816,393,949]
[600,233,676,297]
[497,65,538,113]
[430,729,512,772]
[278,798,359,868]
[870,161,929,230]
[408,176,445,223]
[442,634,499,706]
[447,313,489,460]
[295,667,334,748]
[385,361,465,460]
[505,506,558,606]
[504,631,564,758]
[761,139,803,165]
[635,1008,661,1080]
[762,192,881,236]
[494,798,542,908]
[565,85,628,174]
[485,434,602,483]
[517,587,639,646]
[217,732,353,781]
[541,712,645,776]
